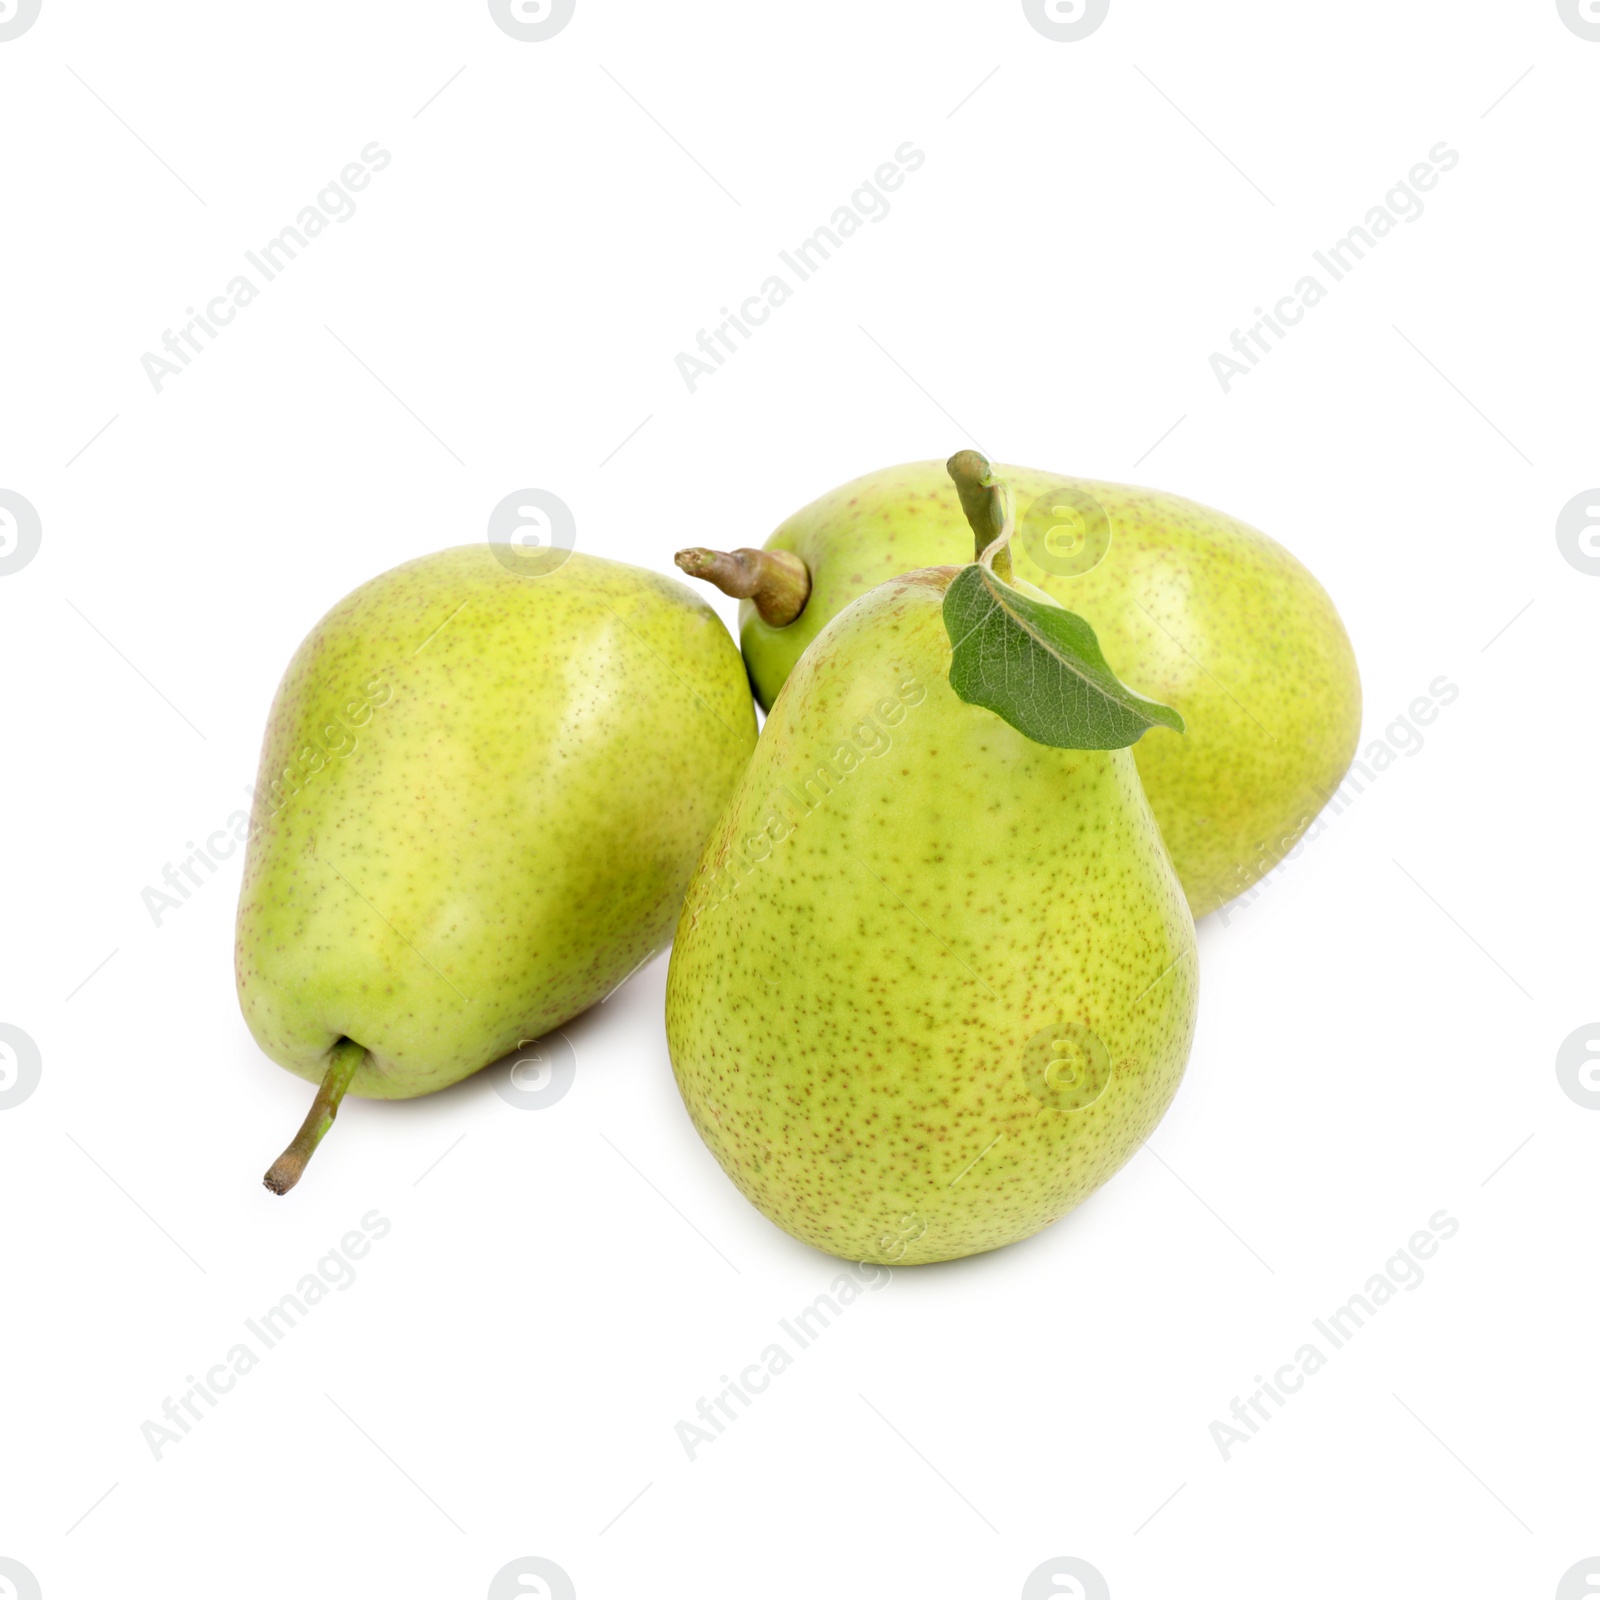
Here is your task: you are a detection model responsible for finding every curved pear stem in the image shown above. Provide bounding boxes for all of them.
[675,546,811,628]
[946,450,1016,583]
[263,1038,366,1195]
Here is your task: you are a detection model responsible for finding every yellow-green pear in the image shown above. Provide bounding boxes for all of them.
[665,456,1197,1264]
[237,543,757,1193]
[677,455,1360,916]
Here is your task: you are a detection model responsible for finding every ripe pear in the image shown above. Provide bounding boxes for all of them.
[678,457,1360,916]
[237,544,757,1192]
[665,458,1197,1264]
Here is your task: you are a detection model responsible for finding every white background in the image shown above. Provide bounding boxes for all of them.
[2,2,1596,1597]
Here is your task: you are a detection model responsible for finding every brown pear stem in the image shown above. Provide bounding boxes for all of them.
[675,546,811,628]
[263,1038,365,1195]
[946,450,1016,583]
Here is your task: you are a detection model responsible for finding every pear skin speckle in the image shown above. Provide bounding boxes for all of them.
[666,574,1198,1265]
[236,545,757,1100]
[735,461,1362,917]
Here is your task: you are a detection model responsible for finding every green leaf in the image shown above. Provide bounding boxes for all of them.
[942,564,1184,750]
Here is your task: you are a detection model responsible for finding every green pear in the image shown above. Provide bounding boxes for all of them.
[237,543,757,1192]
[678,456,1360,916]
[665,457,1197,1264]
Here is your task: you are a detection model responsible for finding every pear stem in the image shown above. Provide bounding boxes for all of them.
[675,546,811,628]
[946,450,1016,583]
[263,1038,366,1195]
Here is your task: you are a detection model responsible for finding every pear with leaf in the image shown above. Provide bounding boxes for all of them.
[678,455,1360,916]
[665,455,1197,1264]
